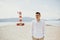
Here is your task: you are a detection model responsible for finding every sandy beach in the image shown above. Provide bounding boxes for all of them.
[0,22,60,40]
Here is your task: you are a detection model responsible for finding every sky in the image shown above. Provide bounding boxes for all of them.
[0,0,60,19]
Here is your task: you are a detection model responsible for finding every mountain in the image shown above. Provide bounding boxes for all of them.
[0,17,34,22]
[44,18,60,21]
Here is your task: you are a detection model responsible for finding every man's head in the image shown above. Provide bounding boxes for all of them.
[35,12,41,21]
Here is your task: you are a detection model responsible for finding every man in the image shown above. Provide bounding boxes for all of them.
[32,12,45,40]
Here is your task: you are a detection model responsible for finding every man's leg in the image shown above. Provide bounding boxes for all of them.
[39,37,44,40]
[32,36,38,40]
[32,36,44,40]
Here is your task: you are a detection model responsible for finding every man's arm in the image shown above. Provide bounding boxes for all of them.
[32,21,34,37]
[43,20,45,37]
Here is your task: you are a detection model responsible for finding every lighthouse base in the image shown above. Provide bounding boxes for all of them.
[17,23,24,26]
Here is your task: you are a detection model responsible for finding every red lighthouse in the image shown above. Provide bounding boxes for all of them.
[17,11,24,26]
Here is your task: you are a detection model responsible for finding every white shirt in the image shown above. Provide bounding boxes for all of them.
[32,19,45,38]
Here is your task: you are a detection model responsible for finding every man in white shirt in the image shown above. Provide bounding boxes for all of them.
[32,12,45,40]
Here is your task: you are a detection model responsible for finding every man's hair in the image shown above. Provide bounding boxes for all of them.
[36,12,41,15]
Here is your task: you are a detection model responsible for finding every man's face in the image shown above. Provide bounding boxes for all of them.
[36,14,41,20]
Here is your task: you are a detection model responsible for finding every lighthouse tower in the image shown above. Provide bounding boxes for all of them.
[17,11,24,26]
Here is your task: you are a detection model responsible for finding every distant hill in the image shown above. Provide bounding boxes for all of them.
[44,18,60,21]
[0,17,34,22]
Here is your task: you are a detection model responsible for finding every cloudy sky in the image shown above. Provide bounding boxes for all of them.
[0,0,60,19]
